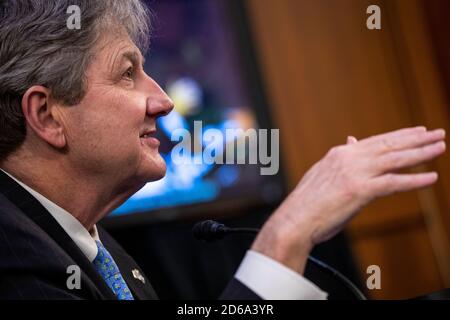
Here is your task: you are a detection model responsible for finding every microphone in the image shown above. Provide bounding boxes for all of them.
[192,220,258,241]
[192,220,231,241]
[192,220,367,300]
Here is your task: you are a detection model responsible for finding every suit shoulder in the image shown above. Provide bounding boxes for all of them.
[0,193,73,269]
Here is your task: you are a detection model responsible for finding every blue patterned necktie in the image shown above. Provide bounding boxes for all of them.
[92,240,134,300]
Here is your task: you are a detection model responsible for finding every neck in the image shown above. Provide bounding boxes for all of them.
[2,151,141,231]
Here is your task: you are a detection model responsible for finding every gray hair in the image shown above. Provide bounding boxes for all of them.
[0,0,151,162]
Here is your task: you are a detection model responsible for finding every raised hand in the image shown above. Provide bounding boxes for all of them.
[252,126,446,274]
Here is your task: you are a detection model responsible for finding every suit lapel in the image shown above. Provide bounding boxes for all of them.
[98,226,159,300]
[110,249,158,300]
[0,170,117,300]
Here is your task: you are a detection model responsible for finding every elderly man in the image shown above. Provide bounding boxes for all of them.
[0,0,446,300]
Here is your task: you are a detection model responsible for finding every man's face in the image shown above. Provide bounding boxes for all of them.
[60,33,173,189]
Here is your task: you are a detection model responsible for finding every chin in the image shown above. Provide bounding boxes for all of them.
[151,165,167,181]
[141,156,167,182]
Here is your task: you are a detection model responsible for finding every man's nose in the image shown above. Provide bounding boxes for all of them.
[146,87,174,119]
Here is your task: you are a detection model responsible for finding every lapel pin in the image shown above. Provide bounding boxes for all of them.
[132,269,146,284]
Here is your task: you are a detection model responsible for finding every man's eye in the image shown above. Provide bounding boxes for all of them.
[122,67,134,80]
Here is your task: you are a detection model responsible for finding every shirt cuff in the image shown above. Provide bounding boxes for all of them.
[234,250,328,300]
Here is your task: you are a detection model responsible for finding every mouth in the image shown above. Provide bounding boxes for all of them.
[139,128,160,148]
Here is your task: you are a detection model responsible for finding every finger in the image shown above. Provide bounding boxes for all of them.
[347,136,358,145]
[361,126,426,152]
[377,141,446,173]
[371,172,438,197]
[366,126,426,144]
[365,127,445,154]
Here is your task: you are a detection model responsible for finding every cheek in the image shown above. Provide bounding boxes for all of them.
[69,123,140,174]
[93,90,145,139]
[68,92,146,172]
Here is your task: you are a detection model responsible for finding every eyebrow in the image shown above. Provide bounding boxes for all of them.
[111,50,146,73]
[122,50,146,67]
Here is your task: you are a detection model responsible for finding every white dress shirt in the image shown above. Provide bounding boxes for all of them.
[2,169,328,300]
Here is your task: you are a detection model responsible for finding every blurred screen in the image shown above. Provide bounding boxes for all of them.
[110,0,283,218]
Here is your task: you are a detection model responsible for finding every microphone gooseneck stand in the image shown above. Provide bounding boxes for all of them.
[193,220,367,300]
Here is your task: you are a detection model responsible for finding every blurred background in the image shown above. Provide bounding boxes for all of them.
[102,0,450,299]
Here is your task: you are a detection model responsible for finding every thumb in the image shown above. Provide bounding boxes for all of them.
[347,136,358,145]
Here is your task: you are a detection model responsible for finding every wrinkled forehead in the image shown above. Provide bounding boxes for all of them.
[88,30,145,75]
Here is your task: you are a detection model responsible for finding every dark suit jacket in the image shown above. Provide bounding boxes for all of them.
[0,170,260,300]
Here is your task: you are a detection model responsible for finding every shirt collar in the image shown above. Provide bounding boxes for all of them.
[1,169,100,262]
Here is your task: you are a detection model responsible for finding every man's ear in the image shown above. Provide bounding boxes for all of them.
[21,86,67,149]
